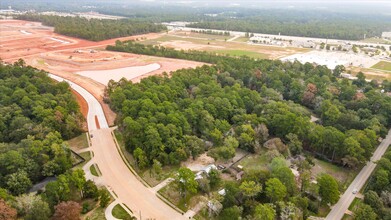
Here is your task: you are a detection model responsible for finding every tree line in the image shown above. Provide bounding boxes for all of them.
[106,41,391,169]
[0,169,111,220]
[0,60,84,196]
[0,60,108,219]
[352,149,391,220]
[105,34,391,219]
[191,30,230,36]
[107,40,246,64]
[186,10,391,41]
[15,14,167,41]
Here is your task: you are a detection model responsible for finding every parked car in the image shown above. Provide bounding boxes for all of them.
[217,165,225,170]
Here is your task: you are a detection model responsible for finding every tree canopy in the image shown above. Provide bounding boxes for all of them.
[0,61,83,195]
[16,14,166,41]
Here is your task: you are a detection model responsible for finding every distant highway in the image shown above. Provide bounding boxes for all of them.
[326,129,391,220]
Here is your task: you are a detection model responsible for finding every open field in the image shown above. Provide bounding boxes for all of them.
[311,158,358,188]
[347,66,391,81]
[0,20,164,62]
[361,37,391,44]
[1,20,204,126]
[140,31,309,59]
[171,31,230,40]
[27,49,204,87]
[371,61,391,71]
[237,149,270,173]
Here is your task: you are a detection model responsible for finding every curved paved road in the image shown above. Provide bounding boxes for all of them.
[49,74,108,130]
[326,129,391,220]
[49,74,186,220]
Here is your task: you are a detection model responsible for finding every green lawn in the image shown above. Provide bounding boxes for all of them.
[311,159,359,190]
[140,35,194,45]
[67,133,89,150]
[112,204,133,220]
[371,61,391,72]
[237,148,271,173]
[213,49,268,59]
[342,214,354,220]
[158,182,206,212]
[74,151,92,169]
[90,164,100,177]
[173,31,229,40]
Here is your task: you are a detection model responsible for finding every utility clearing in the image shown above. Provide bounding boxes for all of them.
[77,63,161,85]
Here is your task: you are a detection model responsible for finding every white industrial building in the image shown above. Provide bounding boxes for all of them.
[382,32,391,40]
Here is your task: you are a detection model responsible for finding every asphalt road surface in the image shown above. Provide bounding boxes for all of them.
[49,74,186,220]
[326,129,391,220]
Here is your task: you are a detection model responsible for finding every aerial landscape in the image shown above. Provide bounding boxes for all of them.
[0,0,390,220]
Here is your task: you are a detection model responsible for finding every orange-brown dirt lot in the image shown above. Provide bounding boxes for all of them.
[1,20,205,126]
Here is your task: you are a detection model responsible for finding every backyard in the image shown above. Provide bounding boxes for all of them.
[311,158,359,190]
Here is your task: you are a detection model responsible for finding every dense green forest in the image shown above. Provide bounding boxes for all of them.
[357,149,391,219]
[0,61,108,219]
[187,14,391,40]
[107,42,391,168]
[0,60,83,194]
[16,14,166,41]
[8,1,391,41]
[106,50,391,217]
[99,6,390,40]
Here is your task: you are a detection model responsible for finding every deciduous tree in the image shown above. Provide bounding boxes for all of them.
[265,178,287,202]
[0,199,17,220]
[52,201,81,220]
[317,174,340,205]
[239,181,262,200]
[175,167,198,198]
[253,203,276,220]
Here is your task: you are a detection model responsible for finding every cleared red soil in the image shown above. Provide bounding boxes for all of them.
[0,20,163,62]
[71,89,88,132]
[1,20,205,126]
